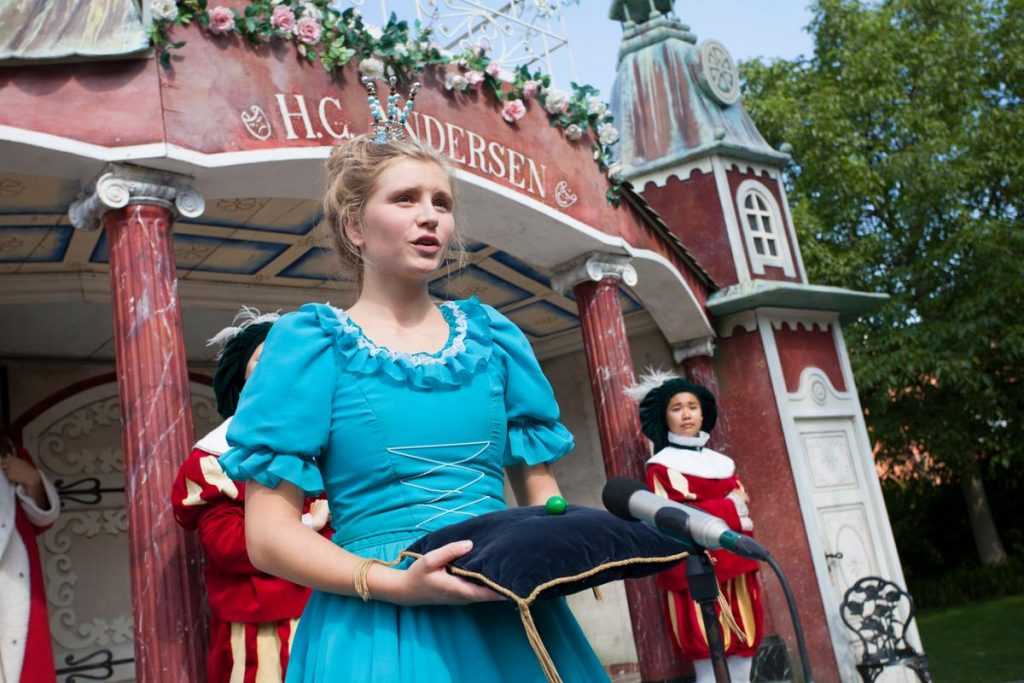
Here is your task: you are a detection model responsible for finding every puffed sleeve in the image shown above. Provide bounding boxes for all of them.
[219,305,335,496]
[485,304,575,467]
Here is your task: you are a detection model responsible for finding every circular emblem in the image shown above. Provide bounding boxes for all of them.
[697,40,740,106]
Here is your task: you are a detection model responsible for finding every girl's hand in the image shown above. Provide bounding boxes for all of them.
[375,540,504,606]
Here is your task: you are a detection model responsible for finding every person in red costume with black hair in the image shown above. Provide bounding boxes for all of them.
[171,308,331,683]
[1,432,60,683]
[627,370,764,683]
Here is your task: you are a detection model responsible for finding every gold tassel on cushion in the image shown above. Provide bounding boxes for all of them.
[518,603,564,683]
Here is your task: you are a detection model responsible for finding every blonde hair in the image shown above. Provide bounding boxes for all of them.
[322,135,465,287]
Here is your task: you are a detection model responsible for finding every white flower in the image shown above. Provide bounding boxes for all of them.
[394,43,409,57]
[606,162,624,180]
[564,123,584,141]
[445,72,469,91]
[299,2,323,20]
[587,97,608,117]
[598,122,620,146]
[543,87,570,115]
[359,57,386,79]
[365,23,383,40]
[151,0,178,21]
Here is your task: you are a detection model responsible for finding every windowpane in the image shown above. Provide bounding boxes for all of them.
[754,195,768,213]
[746,214,760,233]
[753,237,765,255]
[768,239,778,257]
[760,215,773,234]
[744,194,755,210]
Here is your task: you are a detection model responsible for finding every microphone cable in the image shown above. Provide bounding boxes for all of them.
[765,553,814,683]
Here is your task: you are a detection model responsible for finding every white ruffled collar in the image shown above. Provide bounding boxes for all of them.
[667,431,711,449]
[329,300,468,367]
[647,434,735,480]
[195,417,232,455]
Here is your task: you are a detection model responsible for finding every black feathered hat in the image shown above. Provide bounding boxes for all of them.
[208,307,280,419]
[625,369,717,452]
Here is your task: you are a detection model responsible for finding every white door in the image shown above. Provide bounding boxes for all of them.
[788,369,920,683]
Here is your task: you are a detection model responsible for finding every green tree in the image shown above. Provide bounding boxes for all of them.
[740,0,1023,565]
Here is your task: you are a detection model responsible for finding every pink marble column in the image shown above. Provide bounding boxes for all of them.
[70,165,208,682]
[104,202,206,682]
[572,264,686,682]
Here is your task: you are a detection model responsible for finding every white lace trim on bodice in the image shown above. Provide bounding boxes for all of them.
[329,301,468,366]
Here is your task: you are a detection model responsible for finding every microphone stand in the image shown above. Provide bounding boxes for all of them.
[686,553,731,683]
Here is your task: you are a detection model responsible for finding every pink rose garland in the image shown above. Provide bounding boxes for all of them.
[502,99,527,124]
[207,6,235,35]
[295,16,322,45]
[271,5,296,34]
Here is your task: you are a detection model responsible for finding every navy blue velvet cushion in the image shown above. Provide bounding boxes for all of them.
[405,505,692,601]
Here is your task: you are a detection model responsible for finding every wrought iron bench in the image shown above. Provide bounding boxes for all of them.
[839,576,932,682]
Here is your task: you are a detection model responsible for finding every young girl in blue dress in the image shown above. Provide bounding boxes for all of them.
[219,128,610,681]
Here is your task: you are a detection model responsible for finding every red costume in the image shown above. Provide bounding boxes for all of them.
[171,419,329,683]
[645,433,764,661]
[1,447,59,683]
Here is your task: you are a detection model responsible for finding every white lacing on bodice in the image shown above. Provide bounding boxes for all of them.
[329,301,469,366]
[386,441,492,528]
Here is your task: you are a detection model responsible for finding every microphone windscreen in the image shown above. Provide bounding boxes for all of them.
[602,477,647,521]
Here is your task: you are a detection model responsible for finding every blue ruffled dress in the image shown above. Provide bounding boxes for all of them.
[219,297,610,682]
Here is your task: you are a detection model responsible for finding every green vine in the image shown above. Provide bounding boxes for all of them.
[149,0,625,205]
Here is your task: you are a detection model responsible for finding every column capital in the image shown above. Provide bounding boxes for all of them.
[69,163,205,231]
[550,252,638,296]
[672,336,716,364]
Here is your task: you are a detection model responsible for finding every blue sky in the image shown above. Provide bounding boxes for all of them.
[352,2,816,98]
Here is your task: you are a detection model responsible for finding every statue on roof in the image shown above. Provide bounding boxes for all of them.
[609,0,675,24]
[0,0,149,62]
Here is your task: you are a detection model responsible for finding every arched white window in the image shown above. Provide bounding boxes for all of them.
[736,180,795,276]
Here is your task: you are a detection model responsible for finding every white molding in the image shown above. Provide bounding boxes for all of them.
[672,336,715,363]
[787,367,856,418]
[68,163,205,231]
[734,178,795,277]
[762,308,838,333]
[550,252,638,295]
[0,125,167,164]
[715,310,758,338]
[722,159,781,180]
[756,314,850,676]
[710,155,751,283]
[626,158,714,190]
[776,173,808,283]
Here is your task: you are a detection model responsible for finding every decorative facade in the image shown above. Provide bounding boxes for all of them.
[0,2,917,682]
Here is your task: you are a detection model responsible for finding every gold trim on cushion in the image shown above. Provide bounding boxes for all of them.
[397,548,689,683]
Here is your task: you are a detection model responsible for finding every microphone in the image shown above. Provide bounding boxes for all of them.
[602,477,770,561]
